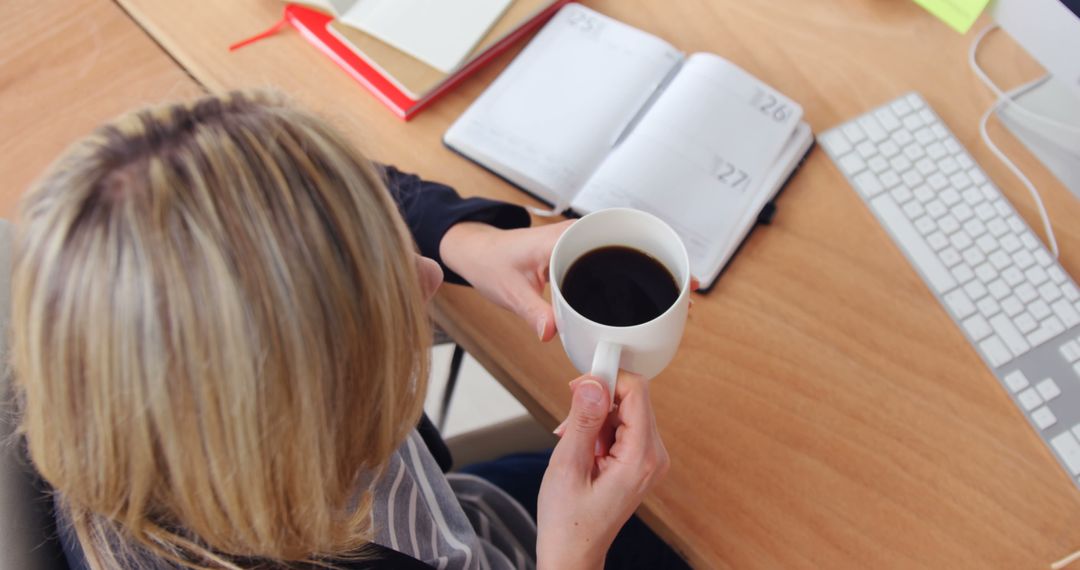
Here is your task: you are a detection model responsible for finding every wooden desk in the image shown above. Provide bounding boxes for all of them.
[29,0,1080,567]
[0,0,203,219]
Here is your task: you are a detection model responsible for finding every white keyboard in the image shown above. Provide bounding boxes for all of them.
[820,93,1080,491]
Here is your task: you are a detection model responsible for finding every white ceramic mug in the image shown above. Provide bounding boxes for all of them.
[549,208,691,403]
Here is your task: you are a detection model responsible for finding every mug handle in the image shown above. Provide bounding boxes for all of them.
[590,340,622,407]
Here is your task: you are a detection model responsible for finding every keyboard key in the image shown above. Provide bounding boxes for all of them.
[975,203,996,221]
[1032,407,1057,430]
[874,107,901,131]
[822,130,853,156]
[964,314,992,340]
[891,98,913,117]
[949,171,972,190]
[1035,250,1053,268]
[1001,296,1024,317]
[1017,387,1043,411]
[941,248,962,267]
[914,216,936,235]
[939,157,959,175]
[868,155,889,173]
[964,280,988,301]
[986,219,1009,238]
[944,290,976,319]
[1015,312,1038,334]
[962,187,983,205]
[926,200,947,218]
[927,142,947,159]
[1026,265,1049,286]
[902,170,923,187]
[1061,340,1080,362]
[914,127,935,145]
[1003,370,1029,392]
[1001,267,1024,287]
[870,195,957,293]
[839,154,866,176]
[987,279,1009,300]
[1035,378,1061,401]
[903,201,924,218]
[1053,299,1080,328]
[979,336,1012,367]
[990,314,1030,357]
[858,115,888,142]
[988,250,1011,271]
[976,234,998,254]
[1050,432,1080,475]
[842,123,866,144]
[1000,233,1021,252]
[952,264,974,284]
[853,171,884,198]
[975,263,997,283]
[1014,250,1035,269]
[1030,300,1051,320]
[962,248,985,267]
[927,232,949,251]
[939,215,960,234]
[891,186,913,203]
[940,188,961,206]
[977,296,1000,318]
[879,170,901,189]
[1039,282,1062,303]
[963,219,986,238]
[1016,283,1038,303]
[950,232,973,251]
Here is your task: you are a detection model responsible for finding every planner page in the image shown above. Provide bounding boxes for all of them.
[443,3,682,211]
[571,53,802,276]
[341,0,513,73]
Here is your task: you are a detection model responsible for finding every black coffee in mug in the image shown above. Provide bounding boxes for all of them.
[560,246,679,327]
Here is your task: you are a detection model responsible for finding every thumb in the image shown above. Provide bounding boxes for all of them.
[553,379,609,472]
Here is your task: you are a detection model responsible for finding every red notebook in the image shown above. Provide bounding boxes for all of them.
[233,3,568,121]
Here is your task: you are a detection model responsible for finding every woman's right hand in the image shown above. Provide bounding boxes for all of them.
[536,372,670,570]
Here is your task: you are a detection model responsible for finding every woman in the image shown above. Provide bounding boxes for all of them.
[9,91,673,569]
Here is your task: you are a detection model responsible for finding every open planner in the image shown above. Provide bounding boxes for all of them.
[444,3,814,288]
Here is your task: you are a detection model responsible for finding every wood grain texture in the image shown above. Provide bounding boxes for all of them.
[0,0,203,219]
[112,0,1080,567]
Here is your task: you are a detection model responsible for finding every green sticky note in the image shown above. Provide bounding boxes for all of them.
[913,0,990,33]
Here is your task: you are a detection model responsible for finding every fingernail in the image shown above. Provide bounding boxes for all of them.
[536,316,546,340]
[577,380,605,406]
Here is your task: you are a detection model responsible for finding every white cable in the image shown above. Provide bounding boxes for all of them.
[969,25,1080,137]
[968,25,1061,259]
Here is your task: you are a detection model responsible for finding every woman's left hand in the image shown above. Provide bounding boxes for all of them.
[440,220,573,342]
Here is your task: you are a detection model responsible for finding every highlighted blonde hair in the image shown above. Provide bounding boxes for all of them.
[11,92,431,568]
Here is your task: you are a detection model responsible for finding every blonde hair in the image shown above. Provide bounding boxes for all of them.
[10,92,431,568]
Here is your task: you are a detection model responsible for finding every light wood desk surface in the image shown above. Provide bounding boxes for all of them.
[15,0,1080,567]
[0,0,203,218]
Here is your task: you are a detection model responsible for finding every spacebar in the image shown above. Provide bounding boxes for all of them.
[870,195,957,294]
